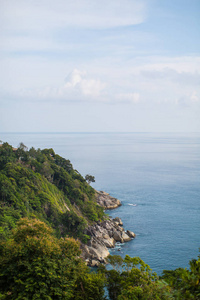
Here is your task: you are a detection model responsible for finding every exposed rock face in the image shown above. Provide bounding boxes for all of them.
[80,191,136,266]
[96,191,122,209]
[81,217,135,266]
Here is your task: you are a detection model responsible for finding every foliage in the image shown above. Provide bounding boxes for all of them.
[85,174,95,185]
[0,143,16,169]
[0,142,105,241]
[72,272,106,300]
[100,255,172,300]
[0,218,87,299]
[161,250,200,299]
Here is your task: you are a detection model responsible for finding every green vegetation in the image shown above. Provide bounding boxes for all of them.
[85,174,95,185]
[0,218,86,299]
[0,142,199,299]
[0,218,107,300]
[161,254,200,299]
[0,142,104,241]
[100,255,172,300]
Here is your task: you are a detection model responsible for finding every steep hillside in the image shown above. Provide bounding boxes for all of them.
[0,142,104,242]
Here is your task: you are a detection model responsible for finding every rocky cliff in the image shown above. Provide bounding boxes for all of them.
[95,190,122,209]
[81,192,135,267]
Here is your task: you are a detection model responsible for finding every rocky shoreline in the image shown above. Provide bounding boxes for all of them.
[81,191,135,267]
[95,190,122,209]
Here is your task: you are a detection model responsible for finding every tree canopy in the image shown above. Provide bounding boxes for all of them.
[0,218,87,299]
[85,174,95,185]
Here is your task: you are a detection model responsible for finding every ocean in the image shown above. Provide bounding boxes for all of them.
[1,132,200,275]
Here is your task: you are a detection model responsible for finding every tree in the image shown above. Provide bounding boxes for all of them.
[85,174,95,185]
[0,143,16,169]
[0,218,87,299]
[41,161,54,181]
[16,142,29,162]
[72,272,106,300]
[161,250,200,299]
[101,255,172,300]
[18,142,28,152]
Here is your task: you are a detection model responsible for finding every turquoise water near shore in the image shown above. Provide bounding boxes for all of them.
[1,132,200,275]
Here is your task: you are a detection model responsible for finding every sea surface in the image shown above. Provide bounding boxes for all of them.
[1,132,200,275]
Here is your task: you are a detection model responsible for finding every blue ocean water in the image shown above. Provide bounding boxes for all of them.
[1,132,200,275]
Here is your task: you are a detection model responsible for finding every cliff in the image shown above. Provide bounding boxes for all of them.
[81,193,135,266]
[0,142,135,267]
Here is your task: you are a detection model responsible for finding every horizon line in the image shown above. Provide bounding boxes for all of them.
[1,131,200,134]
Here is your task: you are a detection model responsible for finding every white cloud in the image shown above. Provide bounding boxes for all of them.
[0,0,146,32]
[190,91,199,103]
[1,55,200,108]
[140,68,200,86]
[133,56,200,74]
[63,69,106,97]
[65,69,85,88]
[116,93,140,103]
[16,69,106,101]
[34,70,141,103]
[120,56,200,105]
[174,91,200,107]
[0,0,147,56]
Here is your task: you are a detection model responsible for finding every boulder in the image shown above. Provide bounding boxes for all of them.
[102,237,115,248]
[81,241,109,265]
[113,230,123,242]
[126,230,136,238]
[113,217,123,226]
[90,259,100,267]
[121,231,131,242]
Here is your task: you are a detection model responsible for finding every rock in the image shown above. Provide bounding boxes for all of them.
[102,234,115,248]
[101,220,114,232]
[102,237,115,248]
[80,191,136,267]
[113,217,123,226]
[126,230,136,238]
[96,190,122,209]
[116,225,124,232]
[80,241,109,265]
[121,231,131,242]
[91,259,100,267]
[113,230,123,242]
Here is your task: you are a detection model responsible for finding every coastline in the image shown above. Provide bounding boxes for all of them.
[81,191,135,267]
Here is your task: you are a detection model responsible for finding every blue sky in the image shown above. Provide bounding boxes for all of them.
[0,0,200,132]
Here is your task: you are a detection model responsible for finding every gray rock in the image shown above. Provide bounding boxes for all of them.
[121,231,131,242]
[81,241,110,265]
[113,217,123,226]
[96,190,122,209]
[80,191,136,267]
[126,230,136,238]
[113,230,123,242]
[90,259,100,267]
[102,237,115,248]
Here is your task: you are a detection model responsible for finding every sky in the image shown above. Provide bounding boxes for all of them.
[0,0,200,132]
